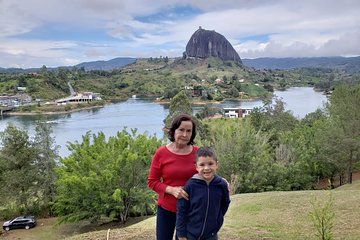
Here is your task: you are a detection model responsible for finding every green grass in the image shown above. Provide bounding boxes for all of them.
[0,218,82,240]
[66,180,360,240]
[2,181,360,240]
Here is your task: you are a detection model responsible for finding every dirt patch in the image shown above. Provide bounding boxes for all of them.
[75,216,151,234]
[314,170,360,189]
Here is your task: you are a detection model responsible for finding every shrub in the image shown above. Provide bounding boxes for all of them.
[309,193,335,240]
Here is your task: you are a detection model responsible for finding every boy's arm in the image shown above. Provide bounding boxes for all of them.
[221,181,231,215]
[176,186,190,238]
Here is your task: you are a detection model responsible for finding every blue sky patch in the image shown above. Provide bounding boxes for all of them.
[135,5,202,23]
[17,23,114,42]
[240,34,270,43]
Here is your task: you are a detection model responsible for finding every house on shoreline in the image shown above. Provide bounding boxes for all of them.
[223,107,252,118]
[55,92,101,105]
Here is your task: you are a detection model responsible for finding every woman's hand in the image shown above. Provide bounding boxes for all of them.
[222,177,230,192]
[165,186,189,200]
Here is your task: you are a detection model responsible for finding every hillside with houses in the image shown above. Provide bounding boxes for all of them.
[0,54,359,115]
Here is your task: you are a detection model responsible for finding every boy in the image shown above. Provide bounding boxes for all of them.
[176,147,230,240]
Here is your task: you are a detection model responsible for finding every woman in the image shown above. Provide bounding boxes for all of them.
[148,113,198,240]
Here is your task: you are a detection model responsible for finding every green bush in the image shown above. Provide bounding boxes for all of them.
[214,93,224,101]
[17,105,36,112]
[0,205,20,220]
[64,104,72,111]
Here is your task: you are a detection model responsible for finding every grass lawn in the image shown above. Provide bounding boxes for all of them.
[2,180,359,240]
[68,179,360,240]
[0,218,73,240]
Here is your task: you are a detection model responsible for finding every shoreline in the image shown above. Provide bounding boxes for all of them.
[4,105,104,116]
[3,96,267,116]
[155,96,265,105]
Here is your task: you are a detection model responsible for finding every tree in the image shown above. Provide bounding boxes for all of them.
[223,75,228,82]
[54,129,162,223]
[250,98,298,149]
[0,124,37,212]
[57,67,69,82]
[163,87,179,99]
[40,65,48,76]
[315,119,348,186]
[195,105,219,119]
[276,120,326,190]
[163,90,211,142]
[0,122,59,216]
[164,90,192,128]
[17,75,27,87]
[228,86,239,98]
[326,84,360,184]
[208,118,273,193]
[33,120,59,215]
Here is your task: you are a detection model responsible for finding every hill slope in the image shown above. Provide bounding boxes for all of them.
[74,57,136,71]
[243,56,360,73]
[66,180,360,240]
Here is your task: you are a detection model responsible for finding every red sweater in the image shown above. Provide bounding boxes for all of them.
[148,145,198,212]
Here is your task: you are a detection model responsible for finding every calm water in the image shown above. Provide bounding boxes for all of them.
[0,87,327,157]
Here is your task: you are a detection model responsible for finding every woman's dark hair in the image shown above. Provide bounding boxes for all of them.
[168,114,196,145]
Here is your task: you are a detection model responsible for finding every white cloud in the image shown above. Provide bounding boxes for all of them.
[0,0,359,68]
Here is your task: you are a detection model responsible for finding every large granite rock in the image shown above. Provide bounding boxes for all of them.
[185,27,242,64]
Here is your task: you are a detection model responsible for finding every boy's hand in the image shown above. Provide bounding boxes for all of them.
[178,237,187,240]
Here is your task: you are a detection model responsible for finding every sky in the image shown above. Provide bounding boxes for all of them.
[0,0,359,69]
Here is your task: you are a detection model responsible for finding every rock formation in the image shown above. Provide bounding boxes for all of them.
[185,27,242,64]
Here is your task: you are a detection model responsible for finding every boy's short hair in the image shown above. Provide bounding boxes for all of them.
[196,146,218,162]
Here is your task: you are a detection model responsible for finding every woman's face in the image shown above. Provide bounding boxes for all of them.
[174,120,193,145]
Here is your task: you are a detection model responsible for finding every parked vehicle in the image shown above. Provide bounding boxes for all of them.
[2,216,37,231]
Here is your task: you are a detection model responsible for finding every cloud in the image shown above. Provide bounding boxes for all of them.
[0,0,359,68]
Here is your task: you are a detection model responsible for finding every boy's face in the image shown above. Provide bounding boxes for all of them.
[196,156,218,181]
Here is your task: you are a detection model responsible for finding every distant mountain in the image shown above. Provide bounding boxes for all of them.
[242,56,360,73]
[0,67,41,74]
[74,57,136,71]
[1,56,359,74]
[0,57,137,73]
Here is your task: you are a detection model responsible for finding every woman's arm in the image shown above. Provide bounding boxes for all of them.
[147,150,167,194]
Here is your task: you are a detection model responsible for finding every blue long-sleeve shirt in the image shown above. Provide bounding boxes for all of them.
[176,174,230,239]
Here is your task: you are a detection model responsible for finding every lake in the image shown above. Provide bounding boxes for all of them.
[0,87,327,157]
